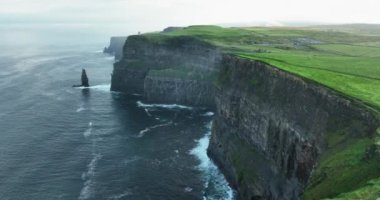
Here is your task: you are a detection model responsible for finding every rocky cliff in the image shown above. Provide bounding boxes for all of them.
[144,75,216,107]
[208,55,379,199]
[103,36,127,60]
[110,33,380,199]
[111,34,221,106]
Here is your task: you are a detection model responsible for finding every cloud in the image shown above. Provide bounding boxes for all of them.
[1,0,380,28]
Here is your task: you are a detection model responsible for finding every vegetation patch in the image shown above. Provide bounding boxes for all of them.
[323,178,380,200]
[303,117,380,199]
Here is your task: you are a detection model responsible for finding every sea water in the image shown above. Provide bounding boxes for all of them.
[0,43,234,200]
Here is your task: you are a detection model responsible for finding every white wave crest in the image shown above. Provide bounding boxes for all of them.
[184,187,193,192]
[104,56,115,60]
[89,84,110,92]
[108,190,133,200]
[137,122,173,138]
[202,112,215,117]
[136,101,193,110]
[77,106,86,112]
[83,122,93,137]
[144,108,152,117]
[79,153,102,200]
[75,84,110,92]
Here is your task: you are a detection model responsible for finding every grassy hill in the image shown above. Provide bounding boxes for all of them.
[144,25,380,113]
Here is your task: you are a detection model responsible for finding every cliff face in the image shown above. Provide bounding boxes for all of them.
[110,34,380,199]
[144,76,215,107]
[111,35,221,106]
[208,55,379,199]
[103,37,127,60]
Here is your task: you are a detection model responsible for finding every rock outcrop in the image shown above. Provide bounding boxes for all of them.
[73,69,89,87]
[103,37,127,60]
[111,35,221,106]
[144,75,216,107]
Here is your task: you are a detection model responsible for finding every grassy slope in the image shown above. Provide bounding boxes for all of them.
[147,25,380,110]
[141,25,380,199]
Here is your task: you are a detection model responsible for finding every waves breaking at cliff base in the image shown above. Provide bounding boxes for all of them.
[190,121,235,200]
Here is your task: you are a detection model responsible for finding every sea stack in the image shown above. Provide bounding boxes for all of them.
[81,69,89,87]
[73,69,89,87]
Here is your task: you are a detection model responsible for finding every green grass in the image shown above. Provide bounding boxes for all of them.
[143,25,380,110]
[303,137,380,199]
[324,178,380,200]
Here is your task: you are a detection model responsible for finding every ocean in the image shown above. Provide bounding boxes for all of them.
[0,43,234,200]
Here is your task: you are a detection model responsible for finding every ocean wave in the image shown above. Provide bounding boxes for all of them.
[76,106,86,113]
[90,84,110,90]
[184,187,193,192]
[104,56,115,60]
[79,153,102,200]
[108,190,133,200]
[202,112,215,117]
[190,122,235,200]
[137,122,173,138]
[123,156,141,165]
[144,108,152,117]
[83,122,93,137]
[136,101,193,110]
[75,84,110,92]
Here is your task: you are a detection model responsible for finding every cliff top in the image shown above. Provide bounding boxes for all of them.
[138,24,380,112]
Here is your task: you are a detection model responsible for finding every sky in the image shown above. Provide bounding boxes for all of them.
[1,0,379,45]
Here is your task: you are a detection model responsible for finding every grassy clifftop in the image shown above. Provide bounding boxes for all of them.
[143,24,380,112]
[138,24,380,199]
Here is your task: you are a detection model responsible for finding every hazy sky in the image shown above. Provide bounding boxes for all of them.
[1,0,379,45]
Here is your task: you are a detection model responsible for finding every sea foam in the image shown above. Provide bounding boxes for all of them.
[202,112,215,117]
[137,122,173,138]
[190,122,235,200]
[75,84,110,92]
[108,190,133,200]
[83,122,93,137]
[79,153,102,200]
[136,101,193,110]
[76,106,86,113]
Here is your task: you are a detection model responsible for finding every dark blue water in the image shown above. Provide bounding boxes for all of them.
[0,44,233,200]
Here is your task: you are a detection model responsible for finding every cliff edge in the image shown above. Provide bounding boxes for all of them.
[110,26,380,199]
[104,36,127,60]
